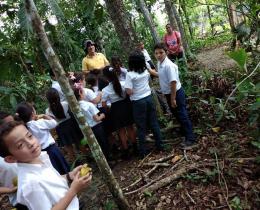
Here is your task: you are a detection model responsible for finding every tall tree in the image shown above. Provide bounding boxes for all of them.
[179,0,193,39]
[206,4,215,36]
[136,0,160,43]
[164,0,178,30]
[164,0,191,57]
[24,0,130,209]
[104,0,138,55]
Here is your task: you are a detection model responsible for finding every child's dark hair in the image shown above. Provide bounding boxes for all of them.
[74,72,85,84]
[46,88,66,120]
[86,74,97,90]
[111,56,122,68]
[103,66,123,98]
[15,102,34,124]
[0,121,24,157]
[128,50,146,74]
[73,87,81,101]
[154,42,168,52]
[0,111,11,126]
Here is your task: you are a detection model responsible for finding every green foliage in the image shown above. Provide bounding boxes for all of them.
[230,196,242,210]
[104,199,117,210]
[227,48,247,70]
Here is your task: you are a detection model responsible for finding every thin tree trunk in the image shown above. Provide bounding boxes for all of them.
[171,1,190,56]
[104,0,138,55]
[180,0,193,39]
[206,4,215,36]
[164,0,178,30]
[24,0,130,209]
[226,0,236,32]
[136,0,160,43]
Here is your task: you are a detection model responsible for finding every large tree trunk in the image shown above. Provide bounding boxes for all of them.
[136,0,160,43]
[179,0,193,39]
[104,0,138,55]
[164,0,178,30]
[24,0,130,209]
[226,0,237,32]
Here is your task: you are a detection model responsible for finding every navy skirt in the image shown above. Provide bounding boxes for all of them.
[56,118,81,146]
[42,144,70,175]
[110,98,134,132]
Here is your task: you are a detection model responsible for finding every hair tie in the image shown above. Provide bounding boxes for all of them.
[109,67,114,72]
[15,113,19,116]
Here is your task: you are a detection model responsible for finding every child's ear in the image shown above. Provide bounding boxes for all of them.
[4,155,17,163]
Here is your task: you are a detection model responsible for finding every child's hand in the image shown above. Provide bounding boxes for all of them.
[69,165,83,180]
[70,172,92,194]
[100,113,105,119]
[171,99,177,108]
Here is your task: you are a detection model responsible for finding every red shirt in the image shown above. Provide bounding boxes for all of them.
[163,31,182,55]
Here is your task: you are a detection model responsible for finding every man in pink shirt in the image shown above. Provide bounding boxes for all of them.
[163,24,183,62]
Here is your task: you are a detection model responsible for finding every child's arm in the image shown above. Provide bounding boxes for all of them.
[0,186,17,194]
[91,92,102,104]
[148,69,158,77]
[93,113,105,122]
[51,172,92,210]
[170,81,177,108]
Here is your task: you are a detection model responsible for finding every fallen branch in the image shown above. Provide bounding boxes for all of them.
[137,152,152,167]
[150,153,175,163]
[125,158,185,195]
[123,165,158,191]
[142,162,214,194]
[143,162,170,167]
[185,190,196,204]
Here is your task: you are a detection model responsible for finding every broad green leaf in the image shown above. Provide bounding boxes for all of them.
[9,94,17,110]
[227,48,247,70]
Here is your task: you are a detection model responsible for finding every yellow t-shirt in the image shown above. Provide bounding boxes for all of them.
[82,53,109,72]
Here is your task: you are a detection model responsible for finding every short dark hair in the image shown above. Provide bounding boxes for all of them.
[0,121,24,157]
[154,42,168,52]
[0,111,11,126]
[15,102,34,124]
[128,50,146,74]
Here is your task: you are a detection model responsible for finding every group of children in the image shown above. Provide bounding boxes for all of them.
[0,42,195,209]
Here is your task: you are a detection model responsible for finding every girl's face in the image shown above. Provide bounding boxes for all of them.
[155,48,167,62]
[80,78,86,87]
[113,61,121,70]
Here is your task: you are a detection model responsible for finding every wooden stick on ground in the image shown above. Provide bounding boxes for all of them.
[143,163,170,167]
[150,153,175,163]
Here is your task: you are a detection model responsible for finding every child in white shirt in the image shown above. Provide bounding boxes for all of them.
[73,86,110,159]
[16,102,70,174]
[110,56,128,81]
[0,121,92,210]
[125,50,163,157]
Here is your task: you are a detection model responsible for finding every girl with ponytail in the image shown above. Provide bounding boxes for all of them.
[46,88,79,163]
[102,66,136,159]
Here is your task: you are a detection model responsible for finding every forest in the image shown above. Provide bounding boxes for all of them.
[0,0,259,209]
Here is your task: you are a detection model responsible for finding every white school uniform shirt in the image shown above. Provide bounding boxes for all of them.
[102,81,126,104]
[0,157,18,206]
[118,67,128,81]
[157,57,182,94]
[83,88,96,102]
[51,80,66,102]
[79,100,100,128]
[45,101,71,124]
[17,152,79,210]
[142,49,152,62]
[124,70,151,101]
[27,119,57,150]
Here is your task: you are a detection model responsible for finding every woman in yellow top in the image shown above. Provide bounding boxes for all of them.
[82,40,109,74]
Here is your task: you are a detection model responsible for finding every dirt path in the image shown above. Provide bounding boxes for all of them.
[196,45,237,71]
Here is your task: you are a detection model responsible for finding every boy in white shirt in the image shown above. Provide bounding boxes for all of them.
[0,121,92,210]
[151,43,196,148]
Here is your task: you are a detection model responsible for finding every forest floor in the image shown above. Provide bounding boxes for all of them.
[0,44,259,210]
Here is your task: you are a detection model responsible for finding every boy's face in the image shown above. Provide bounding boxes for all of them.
[154,48,167,62]
[4,124,41,163]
